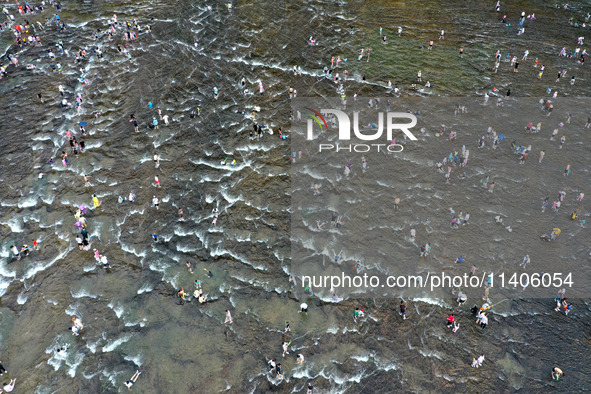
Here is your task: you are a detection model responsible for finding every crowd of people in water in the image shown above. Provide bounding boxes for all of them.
[1,0,589,390]
[288,2,587,385]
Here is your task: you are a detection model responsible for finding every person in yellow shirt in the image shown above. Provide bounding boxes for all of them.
[92,194,100,208]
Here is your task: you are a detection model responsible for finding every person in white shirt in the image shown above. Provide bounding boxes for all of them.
[3,378,16,392]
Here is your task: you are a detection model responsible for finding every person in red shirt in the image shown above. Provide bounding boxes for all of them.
[447,314,455,328]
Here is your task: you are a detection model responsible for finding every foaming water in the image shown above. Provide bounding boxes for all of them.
[1,0,590,392]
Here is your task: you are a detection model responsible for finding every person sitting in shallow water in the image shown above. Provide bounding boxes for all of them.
[552,367,564,381]
[3,378,16,392]
[56,345,68,356]
[124,370,141,390]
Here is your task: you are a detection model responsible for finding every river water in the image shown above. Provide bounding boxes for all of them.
[0,0,590,392]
